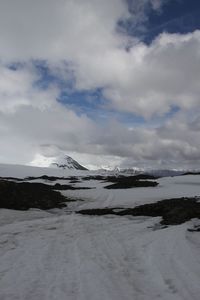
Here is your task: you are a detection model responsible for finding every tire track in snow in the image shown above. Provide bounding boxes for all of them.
[0,209,200,300]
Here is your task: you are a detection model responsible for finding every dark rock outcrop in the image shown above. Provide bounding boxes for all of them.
[77,197,200,225]
[0,180,67,210]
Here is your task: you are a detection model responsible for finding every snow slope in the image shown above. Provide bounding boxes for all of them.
[0,164,200,300]
[0,163,89,178]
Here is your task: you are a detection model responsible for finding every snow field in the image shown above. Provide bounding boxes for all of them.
[0,164,200,299]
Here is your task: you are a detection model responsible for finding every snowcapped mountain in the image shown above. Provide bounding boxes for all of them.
[51,155,88,170]
[97,166,144,174]
[98,166,185,177]
[144,169,184,177]
[120,168,185,177]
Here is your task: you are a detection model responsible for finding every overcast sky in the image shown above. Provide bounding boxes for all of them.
[0,0,200,169]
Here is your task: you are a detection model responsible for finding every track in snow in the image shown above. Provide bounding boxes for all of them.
[0,211,200,300]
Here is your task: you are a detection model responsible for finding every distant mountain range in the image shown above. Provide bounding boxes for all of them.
[99,166,186,177]
[51,155,200,177]
[51,155,88,170]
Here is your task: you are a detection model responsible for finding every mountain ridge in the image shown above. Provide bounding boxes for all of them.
[51,155,87,170]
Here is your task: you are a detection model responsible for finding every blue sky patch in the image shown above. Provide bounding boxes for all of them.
[33,61,65,90]
[122,0,200,44]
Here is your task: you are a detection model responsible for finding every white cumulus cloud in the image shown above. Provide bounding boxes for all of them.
[0,0,200,168]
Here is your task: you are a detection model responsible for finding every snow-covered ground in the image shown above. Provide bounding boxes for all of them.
[0,164,200,300]
[0,163,89,178]
[64,175,200,210]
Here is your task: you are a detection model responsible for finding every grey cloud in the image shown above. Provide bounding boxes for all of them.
[1,98,200,168]
[0,0,200,168]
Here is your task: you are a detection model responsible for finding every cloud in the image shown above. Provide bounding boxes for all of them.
[1,1,198,119]
[102,30,200,118]
[0,0,200,168]
[0,0,128,61]
[0,64,58,113]
[1,69,200,169]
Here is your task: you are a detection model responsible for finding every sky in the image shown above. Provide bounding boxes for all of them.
[0,0,200,170]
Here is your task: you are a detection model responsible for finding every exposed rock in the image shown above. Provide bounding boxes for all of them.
[77,197,200,225]
[0,180,67,210]
[104,180,158,189]
[53,183,93,190]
